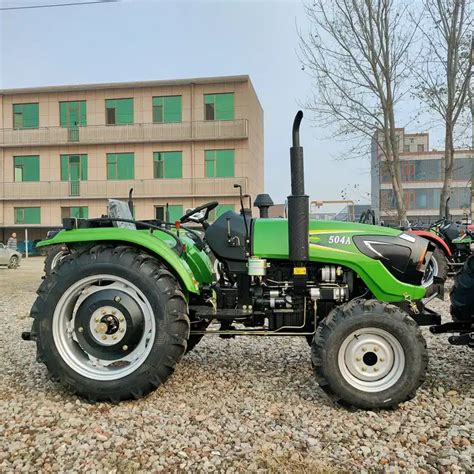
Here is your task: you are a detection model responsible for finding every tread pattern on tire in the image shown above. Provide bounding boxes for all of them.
[450,255,474,321]
[311,299,428,409]
[30,244,190,402]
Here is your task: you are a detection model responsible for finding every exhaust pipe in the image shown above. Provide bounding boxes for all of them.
[287,111,309,263]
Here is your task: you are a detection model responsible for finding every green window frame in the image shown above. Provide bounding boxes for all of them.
[152,96,182,123]
[14,207,41,224]
[105,98,134,125]
[205,149,235,178]
[62,206,88,219]
[13,103,39,129]
[204,93,234,121]
[153,151,183,179]
[210,204,235,221]
[14,155,40,182]
[155,205,183,222]
[60,101,87,127]
[107,153,135,180]
[60,155,88,181]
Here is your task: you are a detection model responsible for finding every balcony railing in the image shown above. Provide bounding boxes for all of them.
[0,120,249,147]
[0,177,248,200]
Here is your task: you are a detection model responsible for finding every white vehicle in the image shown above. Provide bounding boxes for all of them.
[0,243,21,268]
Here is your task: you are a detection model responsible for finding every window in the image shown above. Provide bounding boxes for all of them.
[60,155,88,181]
[14,156,40,182]
[107,153,134,180]
[153,151,182,179]
[417,144,425,152]
[401,162,415,181]
[60,101,87,127]
[204,93,234,121]
[153,96,182,123]
[155,205,183,222]
[210,204,235,221]
[13,103,39,129]
[453,158,473,181]
[14,207,41,224]
[61,207,89,219]
[205,149,235,178]
[105,98,134,125]
[451,188,470,208]
[403,144,410,152]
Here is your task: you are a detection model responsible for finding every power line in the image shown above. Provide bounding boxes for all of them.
[0,0,119,11]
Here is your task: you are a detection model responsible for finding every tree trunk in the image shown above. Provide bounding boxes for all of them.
[439,123,455,218]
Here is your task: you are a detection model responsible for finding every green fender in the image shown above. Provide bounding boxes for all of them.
[37,228,200,295]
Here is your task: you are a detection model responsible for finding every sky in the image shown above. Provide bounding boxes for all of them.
[0,0,435,209]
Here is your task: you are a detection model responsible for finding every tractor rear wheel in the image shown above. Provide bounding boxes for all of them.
[422,245,448,296]
[30,244,190,402]
[450,255,474,322]
[312,299,428,409]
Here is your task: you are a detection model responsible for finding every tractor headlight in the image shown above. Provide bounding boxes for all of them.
[353,234,433,286]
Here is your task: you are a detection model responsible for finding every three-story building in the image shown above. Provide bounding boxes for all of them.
[371,129,472,224]
[0,75,264,242]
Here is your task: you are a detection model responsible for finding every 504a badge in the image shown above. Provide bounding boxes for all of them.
[328,235,351,245]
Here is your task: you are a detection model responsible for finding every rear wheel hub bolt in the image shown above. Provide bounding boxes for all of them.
[101,335,107,340]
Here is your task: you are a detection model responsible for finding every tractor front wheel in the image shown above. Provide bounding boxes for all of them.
[30,245,190,402]
[312,299,428,409]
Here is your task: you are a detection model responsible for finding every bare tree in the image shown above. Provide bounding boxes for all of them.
[413,0,472,218]
[299,0,418,225]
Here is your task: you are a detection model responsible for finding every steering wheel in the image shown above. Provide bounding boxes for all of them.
[179,201,219,224]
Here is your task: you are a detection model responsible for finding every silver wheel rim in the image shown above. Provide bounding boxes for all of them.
[52,274,156,381]
[10,256,18,267]
[421,256,438,288]
[338,327,405,393]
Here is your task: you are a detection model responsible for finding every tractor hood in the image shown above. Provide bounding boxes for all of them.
[252,218,431,301]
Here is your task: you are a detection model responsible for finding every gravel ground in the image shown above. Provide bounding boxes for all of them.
[0,257,472,472]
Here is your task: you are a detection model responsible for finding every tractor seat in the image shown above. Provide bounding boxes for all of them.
[107,199,136,230]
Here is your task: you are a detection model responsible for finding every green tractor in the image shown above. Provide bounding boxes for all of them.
[23,112,444,409]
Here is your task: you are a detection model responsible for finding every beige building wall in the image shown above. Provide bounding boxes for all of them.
[0,75,265,241]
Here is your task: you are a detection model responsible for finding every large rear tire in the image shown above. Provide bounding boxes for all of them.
[450,255,474,322]
[30,245,190,402]
[422,245,449,296]
[312,299,428,409]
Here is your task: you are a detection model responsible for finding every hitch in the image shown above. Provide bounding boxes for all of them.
[429,321,473,348]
